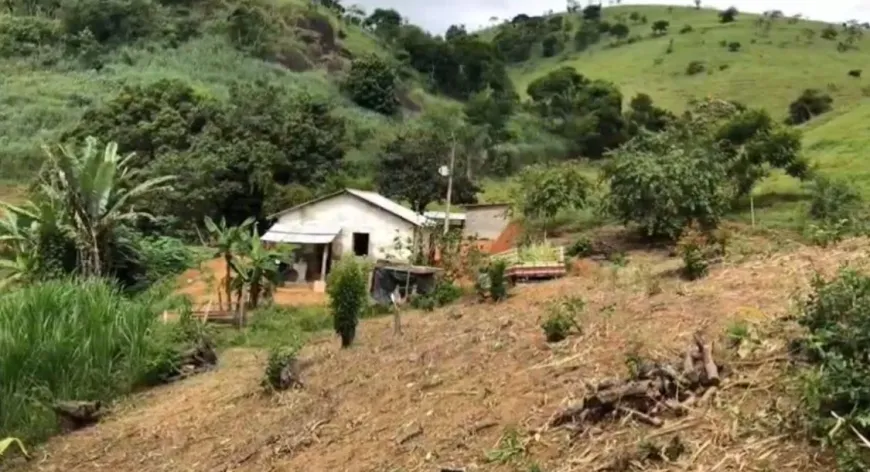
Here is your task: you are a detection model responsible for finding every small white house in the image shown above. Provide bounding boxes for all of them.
[262,189,428,286]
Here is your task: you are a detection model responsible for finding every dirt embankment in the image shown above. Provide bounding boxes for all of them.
[20,238,870,472]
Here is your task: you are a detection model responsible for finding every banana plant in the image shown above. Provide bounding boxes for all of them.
[203,216,255,311]
[231,225,293,310]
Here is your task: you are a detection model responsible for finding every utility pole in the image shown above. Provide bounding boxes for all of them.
[443,131,456,235]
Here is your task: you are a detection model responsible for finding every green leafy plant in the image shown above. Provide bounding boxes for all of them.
[342,54,399,115]
[326,256,370,347]
[541,296,583,342]
[676,224,727,280]
[686,60,706,75]
[485,427,526,464]
[797,268,870,471]
[566,236,593,258]
[263,344,302,391]
[488,259,509,302]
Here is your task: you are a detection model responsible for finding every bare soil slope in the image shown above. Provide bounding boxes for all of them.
[20,238,870,472]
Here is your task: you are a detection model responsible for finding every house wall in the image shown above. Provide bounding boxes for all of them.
[276,193,417,261]
[463,205,510,240]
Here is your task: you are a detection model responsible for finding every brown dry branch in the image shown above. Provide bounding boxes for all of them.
[551,335,726,432]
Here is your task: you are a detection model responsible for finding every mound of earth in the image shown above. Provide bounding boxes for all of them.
[21,238,869,472]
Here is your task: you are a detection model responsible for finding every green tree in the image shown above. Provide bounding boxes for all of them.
[582,4,601,21]
[343,54,399,115]
[327,256,370,348]
[364,8,402,41]
[652,20,669,35]
[375,116,480,211]
[64,78,219,164]
[609,23,630,39]
[526,66,626,158]
[60,0,157,44]
[719,6,738,23]
[542,33,563,57]
[512,163,591,224]
[603,135,731,240]
[574,20,602,51]
[625,93,675,134]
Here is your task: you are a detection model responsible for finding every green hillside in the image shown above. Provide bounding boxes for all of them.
[509,5,870,115]
[2,1,869,232]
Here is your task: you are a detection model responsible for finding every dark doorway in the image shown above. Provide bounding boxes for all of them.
[352,233,370,256]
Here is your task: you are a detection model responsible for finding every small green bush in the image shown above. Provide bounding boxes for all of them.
[808,177,862,224]
[797,268,870,471]
[326,256,370,347]
[410,294,436,311]
[433,280,463,306]
[0,15,62,57]
[541,296,583,342]
[263,344,302,391]
[566,236,593,257]
[679,24,693,34]
[488,259,509,302]
[727,41,741,52]
[686,60,706,75]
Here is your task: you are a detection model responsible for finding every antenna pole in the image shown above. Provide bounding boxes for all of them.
[444,131,456,235]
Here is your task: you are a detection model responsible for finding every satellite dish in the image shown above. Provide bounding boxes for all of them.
[438,165,450,177]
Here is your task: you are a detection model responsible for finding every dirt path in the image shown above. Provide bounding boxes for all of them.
[21,238,869,472]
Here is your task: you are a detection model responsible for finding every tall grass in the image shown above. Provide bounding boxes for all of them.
[0,278,167,443]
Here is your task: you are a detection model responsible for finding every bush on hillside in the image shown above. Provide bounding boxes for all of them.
[686,60,706,75]
[718,7,738,23]
[0,279,177,443]
[60,0,157,44]
[541,33,564,57]
[0,15,62,57]
[609,23,630,39]
[342,54,400,115]
[487,259,509,302]
[797,268,870,471]
[326,256,370,348]
[848,69,862,78]
[727,41,741,52]
[786,89,833,125]
[679,24,693,34]
[821,25,838,40]
[807,177,862,224]
[574,20,602,51]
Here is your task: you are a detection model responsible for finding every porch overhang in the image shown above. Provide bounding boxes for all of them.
[261,222,340,245]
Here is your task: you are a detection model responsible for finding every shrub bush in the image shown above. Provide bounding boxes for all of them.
[541,296,583,342]
[686,60,706,75]
[679,24,693,34]
[848,69,862,78]
[797,268,870,470]
[263,344,302,391]
[807,177,862,224]
[342,54,400,115]
[787,89,833,125]
[566,236,593,257]
[0,15,62,57]
[727,41,741,52]
[326,256,370,347]
[60,0,158,44]
[0,279,172,443]
[488,259,509,302]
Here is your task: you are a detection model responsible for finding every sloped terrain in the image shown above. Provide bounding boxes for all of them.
[511,5,870,115]
[16,236,870,472]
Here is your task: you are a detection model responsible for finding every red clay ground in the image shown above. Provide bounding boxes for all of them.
[19,236,869,472]
[176,257,327,309]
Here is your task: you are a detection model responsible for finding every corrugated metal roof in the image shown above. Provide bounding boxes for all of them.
[345,189,428,226]
[261,222,340,244]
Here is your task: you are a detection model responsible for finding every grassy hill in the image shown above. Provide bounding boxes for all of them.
[509,5,870,115]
